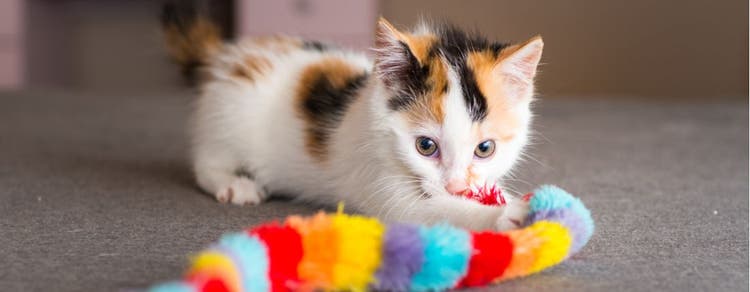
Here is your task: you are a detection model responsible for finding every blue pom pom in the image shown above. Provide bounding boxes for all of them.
[147,281,194,292]
[410,224,471,291]
[216,233,270,292]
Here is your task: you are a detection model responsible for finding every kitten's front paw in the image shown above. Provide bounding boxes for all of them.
[216,177,266,206]
[495,197,530,231]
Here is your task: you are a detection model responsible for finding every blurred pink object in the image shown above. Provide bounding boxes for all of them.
[236,0,377,50]
[0,0,24,89]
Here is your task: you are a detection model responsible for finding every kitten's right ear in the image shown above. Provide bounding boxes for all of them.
[494,36,544,101]
[373,18,420,90]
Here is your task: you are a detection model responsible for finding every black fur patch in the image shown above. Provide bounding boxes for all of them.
[436,25,509,121]
[386,23,509,121]
[161,1,233,86]
[385,42,432,111]
[301,71,369,159]
[456,64,488,121]
[302,40,330,52]
[382,23,509,122]
[160,2,196,35]
[397,41,431,95]
[388,95,416,111]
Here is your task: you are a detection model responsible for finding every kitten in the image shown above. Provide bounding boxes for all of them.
[162,9,543,230]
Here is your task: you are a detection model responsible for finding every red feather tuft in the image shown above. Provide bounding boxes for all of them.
[462,185,505,206]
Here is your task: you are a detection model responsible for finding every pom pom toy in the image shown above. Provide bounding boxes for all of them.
[149,185,593,292]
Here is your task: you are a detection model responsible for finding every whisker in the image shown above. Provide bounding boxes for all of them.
[360,179,421,208]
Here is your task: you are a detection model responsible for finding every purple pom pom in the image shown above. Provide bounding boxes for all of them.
[372,223,424,291]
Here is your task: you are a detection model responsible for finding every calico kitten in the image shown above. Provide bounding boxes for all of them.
[162,9,543,230]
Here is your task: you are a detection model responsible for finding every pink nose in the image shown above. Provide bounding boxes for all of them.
[445,179,469,194]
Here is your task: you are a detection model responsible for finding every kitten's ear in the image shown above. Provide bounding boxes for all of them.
[495,36,544,100]
[373,18,419,90]
[374,17,404,51]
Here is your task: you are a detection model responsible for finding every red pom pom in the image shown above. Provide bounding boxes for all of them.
[201,278,230,292]
[250,223,304,292]
[186,274,229,292]
[457,231,514,287]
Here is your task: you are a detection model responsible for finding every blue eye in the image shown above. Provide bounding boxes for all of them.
[415,137,438,157]
[475,140,496,158]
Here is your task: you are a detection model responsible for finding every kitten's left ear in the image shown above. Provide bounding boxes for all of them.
[373,18,417,90]
[495,36,544,99]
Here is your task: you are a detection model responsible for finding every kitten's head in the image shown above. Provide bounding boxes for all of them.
[373,18,543,198]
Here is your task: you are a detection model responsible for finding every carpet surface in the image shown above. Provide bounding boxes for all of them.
[0,90,747,291]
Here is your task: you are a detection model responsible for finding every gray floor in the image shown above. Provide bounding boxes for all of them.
[0,90,747,291]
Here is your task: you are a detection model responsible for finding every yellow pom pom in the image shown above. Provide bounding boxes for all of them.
[187,251,241,292]
[331,213,385,291]
[527,221,573,274]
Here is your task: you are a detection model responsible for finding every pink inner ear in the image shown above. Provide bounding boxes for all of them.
[372,20,411,89]
[494,39,543,100]
[498,39,543,82]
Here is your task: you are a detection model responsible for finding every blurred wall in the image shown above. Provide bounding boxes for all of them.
[237,0,376,50]
[381,0,748,99]
[11,0,749,99]
[0,0,24,88]
[25,0,182,92]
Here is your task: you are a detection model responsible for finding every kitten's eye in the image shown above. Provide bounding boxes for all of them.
[474,140,496,158]
[415,137,438,157]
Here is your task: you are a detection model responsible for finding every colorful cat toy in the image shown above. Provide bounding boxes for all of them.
[149,185,593,292]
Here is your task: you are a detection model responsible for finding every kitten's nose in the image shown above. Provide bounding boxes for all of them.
[445,179,469,194]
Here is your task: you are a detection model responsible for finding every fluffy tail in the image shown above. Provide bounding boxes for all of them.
[160,2,222,84]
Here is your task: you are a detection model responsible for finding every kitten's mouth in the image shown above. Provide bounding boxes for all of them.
[457,184,506,206]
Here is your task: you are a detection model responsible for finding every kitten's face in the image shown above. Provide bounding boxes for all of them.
[374,19,543,198]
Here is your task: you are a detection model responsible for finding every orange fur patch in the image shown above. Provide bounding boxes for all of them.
[400,55,448,125]
[249,35,303,52]
[401,34,437,65]
[232,55,272,82]
[402,32,447,124]
[468,50,521,142]
[403,40,449,125]
[378,19,447,124]
[298,58,361,91]
[163,17,221,66]
[425,56,448,123]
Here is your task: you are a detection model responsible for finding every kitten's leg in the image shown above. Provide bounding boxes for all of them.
[193,153,267,205]
[494,195,530,230]
[387,194,529,231]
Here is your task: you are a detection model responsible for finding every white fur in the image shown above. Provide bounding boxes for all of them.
[190,37,537,230]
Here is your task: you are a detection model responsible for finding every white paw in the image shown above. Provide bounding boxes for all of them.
[495,197,530,231]
[215,177,266,206]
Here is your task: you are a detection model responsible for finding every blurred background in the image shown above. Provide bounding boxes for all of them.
[0,0,746,99]
[0,2,747,290]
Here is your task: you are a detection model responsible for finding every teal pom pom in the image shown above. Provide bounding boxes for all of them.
[529,184,595,253]
[147,281,194,292]
[410,224,471,291]
[216,233,270,292]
